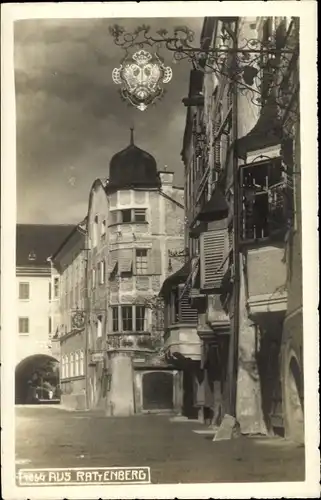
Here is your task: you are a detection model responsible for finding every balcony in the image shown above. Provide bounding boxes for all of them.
[245,244,287,317]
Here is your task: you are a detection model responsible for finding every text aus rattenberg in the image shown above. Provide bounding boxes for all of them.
[17,467,151,486]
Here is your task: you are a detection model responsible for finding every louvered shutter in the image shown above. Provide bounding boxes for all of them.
[200,228,227,290]
[148,240,162,275]
[178,284,198,324]
[109,250,118,273]
[118,249,133,273]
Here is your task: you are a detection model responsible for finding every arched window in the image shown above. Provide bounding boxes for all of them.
[61,356,66,379]
[79,351,84,376]
[74,351,79,377]
[65,354,69,378]
[70,353,75,377]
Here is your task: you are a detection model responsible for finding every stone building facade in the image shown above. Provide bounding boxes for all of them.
[85,131,185,414]
[51,221,87,410]
[15,224,73,403]
[161,17,303,441]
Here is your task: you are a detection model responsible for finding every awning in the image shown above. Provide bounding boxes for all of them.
[118,249,133,273]
[196,188,229,223]
[159,261,190,297]
[235,99,282,159]
[109,251,118,273]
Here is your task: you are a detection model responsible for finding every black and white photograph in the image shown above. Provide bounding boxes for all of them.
[1,2,319,499]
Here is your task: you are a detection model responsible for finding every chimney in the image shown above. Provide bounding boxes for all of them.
[158,168,174,188]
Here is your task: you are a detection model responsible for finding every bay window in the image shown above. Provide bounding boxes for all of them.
[111,305,148,333]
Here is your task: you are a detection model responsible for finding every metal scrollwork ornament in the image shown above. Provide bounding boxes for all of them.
[112,49,173,111]
[72,310,85,329]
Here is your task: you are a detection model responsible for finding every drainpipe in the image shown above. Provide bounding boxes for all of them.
[230,17,241,417]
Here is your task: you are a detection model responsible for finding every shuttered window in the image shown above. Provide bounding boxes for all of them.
[178,284,198,324]
[118,249,133,274]
[200,228,228,290]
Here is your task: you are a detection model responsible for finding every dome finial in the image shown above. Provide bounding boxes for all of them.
[130,127,134,145]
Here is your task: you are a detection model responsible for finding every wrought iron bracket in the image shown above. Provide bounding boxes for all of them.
[109,19,299,117]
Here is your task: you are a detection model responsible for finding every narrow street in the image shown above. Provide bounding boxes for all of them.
[15,406,305,484]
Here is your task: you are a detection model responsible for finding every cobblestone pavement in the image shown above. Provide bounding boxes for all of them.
[15,406,305,484]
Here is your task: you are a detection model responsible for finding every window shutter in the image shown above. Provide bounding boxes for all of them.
[178,284,198,324]
[109,250,118,273]
[118,249,133,273]
[149,240,162,275]
[200,228,227,290]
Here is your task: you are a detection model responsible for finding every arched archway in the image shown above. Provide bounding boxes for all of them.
[15,354,60,404]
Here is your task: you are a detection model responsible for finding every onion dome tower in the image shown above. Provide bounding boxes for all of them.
[106,128,161,192]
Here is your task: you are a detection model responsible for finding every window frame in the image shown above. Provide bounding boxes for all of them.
[121,306,133,332]
[121,209,132,223]
[133,208,146,222]
[99,260,106,285]
[240,157,287,242]
[53,277,60,299]
[18,317,29,335]
[135,305,146,332]
[135,248,149,275]
[97,315,103,338]
[112,306,119,333]
[19,282,30,300]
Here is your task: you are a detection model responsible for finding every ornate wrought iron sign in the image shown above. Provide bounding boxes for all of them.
[109,20,299,117]
[112,49,173,111]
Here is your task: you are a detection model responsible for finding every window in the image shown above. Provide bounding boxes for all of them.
[70,353,75,377]
[122,306,133,332]
[61,356,66,379]
[93,215,99,247]
[74,352,79,376]
[19,317,29,334]
[19,282,30,300]
[112,307,119,332]
[136,306,146,332]
[119,209,147,223]
[54,277,59,299]
[241,159,288,241]
[121,209,132,223]
[99,260,106,285]
[92,268,96,288]
[101,219,106,239]
[48,317,52,336]
[97,315,103,338]
[134,209,146,222]
[65,355,69,378]
[79,351,84,376]
[135,249,148,275]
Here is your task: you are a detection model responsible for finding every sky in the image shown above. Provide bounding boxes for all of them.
[14,17,203,224]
